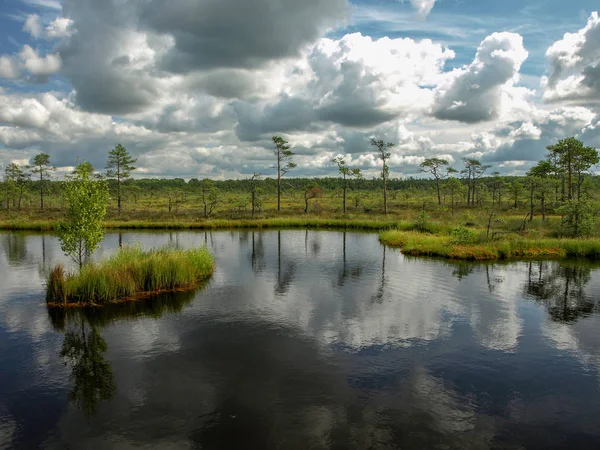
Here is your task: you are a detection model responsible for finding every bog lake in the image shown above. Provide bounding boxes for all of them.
[1,230,600,449]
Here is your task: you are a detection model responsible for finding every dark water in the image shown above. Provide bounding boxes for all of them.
[2,230,600,449]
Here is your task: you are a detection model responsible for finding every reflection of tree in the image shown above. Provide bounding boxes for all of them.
[451,262,475,280]
[485,264,504,293]
[524,262,596,322]
[37,235,48,278]
[49,288,203,417]
[250,231,265,273]
[337,232,361,286]
[275,230,295,296]
[60,320,116,416]
[3,233,29,265]
[371,245,386,303]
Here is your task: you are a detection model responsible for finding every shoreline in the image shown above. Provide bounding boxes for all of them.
[379,230,600,262]
[4,217,600,262]
[0,217,402,231]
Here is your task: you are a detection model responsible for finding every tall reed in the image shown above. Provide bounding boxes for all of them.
[46,246,214,306]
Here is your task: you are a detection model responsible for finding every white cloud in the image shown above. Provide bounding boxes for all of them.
[543,12,600,103]
[23,14,43,38]
[22,14,73,39]
[45,16,74,38]
[18,45,61,77]
[0,56,20,79]
[0,46,62,80]
[433,32,529,123]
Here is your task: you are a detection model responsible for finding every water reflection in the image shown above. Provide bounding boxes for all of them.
[3,231,600,449]
[59,320,116,416]
[524,262,597,322]
[275,230,296,296]
[2,233,30,266]
[48,289,201,417]
[250,231,266,273]
[337,232,362,286]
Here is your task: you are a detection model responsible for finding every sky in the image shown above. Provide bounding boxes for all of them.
[0,0,599,179]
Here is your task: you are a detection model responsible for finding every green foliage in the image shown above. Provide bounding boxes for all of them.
[29,152,55,210]
[47,246,214,305]
[370,138,394,214]
[59,162,110,268]
[413,210,431,232]
[547,137,599,200]
[420,157,449,205]
[199,178,218,217]
[558,199,596,237]
[106,144,136,214]
[106,144,136,180]
[273,136,296,211]
[451,226,477,244]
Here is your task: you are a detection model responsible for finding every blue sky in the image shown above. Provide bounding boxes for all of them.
[0,0,599,178]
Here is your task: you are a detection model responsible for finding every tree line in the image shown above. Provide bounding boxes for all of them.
[2,136,599,234]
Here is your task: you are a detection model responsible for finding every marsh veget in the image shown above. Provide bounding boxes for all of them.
[46,246,214,307]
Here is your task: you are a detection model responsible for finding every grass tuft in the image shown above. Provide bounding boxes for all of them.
[380,230,600,261]
[46,246,214,307]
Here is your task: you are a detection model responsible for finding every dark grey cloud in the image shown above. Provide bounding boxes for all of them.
[234,96,318,141]
[140,0,349,72]
[59,0,163,115]
[316,61,397,127]
[58,0,347,115]
[190,70,266,100]
[582,63,600,95]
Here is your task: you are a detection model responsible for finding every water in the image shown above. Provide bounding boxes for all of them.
[1,230,600,449]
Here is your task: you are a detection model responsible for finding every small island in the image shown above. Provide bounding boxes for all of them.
[42,160,214,308]
[46,246,214,307]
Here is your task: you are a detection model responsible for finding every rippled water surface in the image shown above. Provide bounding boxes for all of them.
[2,230,600,449]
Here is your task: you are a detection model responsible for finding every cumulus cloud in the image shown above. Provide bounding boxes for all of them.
[0,56,20,79]
[138,0,349,72]
[235,33,454,139]
[23,14,43,39]
[45,17,74,38]
[0,91,113,144]
[1,1,598,178]
[483,106,596,163]
[543,12,600,103]
[433,32,528,123]
[0,46,61,81]
[22,14,73,39]
[19,45,61,77]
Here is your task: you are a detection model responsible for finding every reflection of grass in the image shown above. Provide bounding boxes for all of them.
[49,288,200,330]
[380,230,600,261]
[46,246,214,306]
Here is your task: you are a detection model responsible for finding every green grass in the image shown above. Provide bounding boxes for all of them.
[46,246,214,306]
[0,216,406,231]
[379,230,600,261]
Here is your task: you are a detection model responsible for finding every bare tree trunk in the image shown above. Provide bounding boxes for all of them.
[277,154,281,212]
[529,184,534,222]
[343,173,347,214]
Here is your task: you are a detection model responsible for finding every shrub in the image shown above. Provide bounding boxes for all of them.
[413,210,431,233]
[451,226,477,245]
